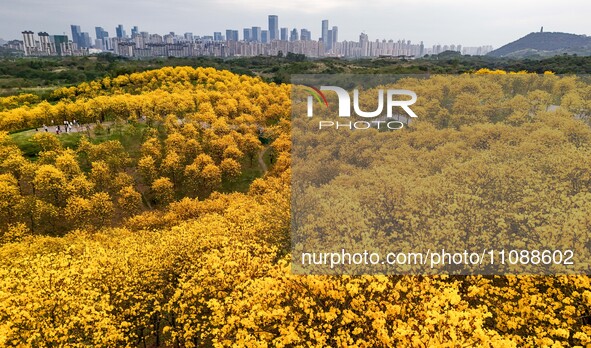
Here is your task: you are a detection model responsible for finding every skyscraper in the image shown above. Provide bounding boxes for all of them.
[70,25,91,48]
[95,27,108,40]
[327,30,333,51]
[81,32,91,48]
[359,32,369,56]
[268,15,278,41]
[290,28,299,42]
[213,32,223,41]
[131,26,139,37]
[251,27,261,42]
[280,27,288,41]
[261,30,269,44]
[332,26,338,47]
[70,25,82,46]
[301,29,311,41]
[321,20,328,44]
[95,27,108,49]
[116,25,126,39]
[243,28,252,42]
[225,30,239,41]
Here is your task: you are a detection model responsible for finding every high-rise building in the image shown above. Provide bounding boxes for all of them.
[53,35,70,56]
[81,32,91,48]
[94,39,104,50]
[359,32,369,56]
[133,34,145,49]
[21,31,36,56]
[68,25,90,48]
[184,32,194,42]
[225,29,239,41]
[150,34,163,44]
[70,25,82,46]
[95,27,108,40]
[38,32,53,54]
[327,30,333,51]
[164,33,174,44]
[321,20,328,44]
[243,28,252,42]
[116,24,126,39]
[268,15,278,41]
[131,26,139,37]
[290,28,299,42]
[213,32,223,41]
[251,27,261,42]
[301,29,311,41]
[280,27,288,41]
[332,26,338,47]
[261,30,269,44]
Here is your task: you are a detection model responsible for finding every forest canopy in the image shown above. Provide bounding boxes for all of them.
[0,67,590,347]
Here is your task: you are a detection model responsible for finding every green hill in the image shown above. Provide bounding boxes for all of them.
[488,31,591,58]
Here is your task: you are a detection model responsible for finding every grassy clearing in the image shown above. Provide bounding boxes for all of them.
[9,129,41,159]
[8,129,83,160]
[221,157,264,193]
[9,122,147,160]
[262,147,273,169]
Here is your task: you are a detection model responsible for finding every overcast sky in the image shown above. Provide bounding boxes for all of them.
[1,0,589,48]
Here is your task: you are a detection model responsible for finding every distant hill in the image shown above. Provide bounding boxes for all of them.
[488,32,591,58]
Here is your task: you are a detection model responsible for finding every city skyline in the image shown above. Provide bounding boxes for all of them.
[13,16,494,59]
[11,19,465,50]
[1,0,589,48]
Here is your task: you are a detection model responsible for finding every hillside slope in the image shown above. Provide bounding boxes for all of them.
[488,31,591,58]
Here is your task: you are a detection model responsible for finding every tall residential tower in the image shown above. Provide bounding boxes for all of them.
[268,15,279,41]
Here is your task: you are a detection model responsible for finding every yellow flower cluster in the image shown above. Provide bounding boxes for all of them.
[0,68,590,347]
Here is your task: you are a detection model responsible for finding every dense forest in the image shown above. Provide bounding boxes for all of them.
[0,63,590,346]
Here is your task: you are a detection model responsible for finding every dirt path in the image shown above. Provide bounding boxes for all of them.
[258,147,268,173]
[39,121,114,135]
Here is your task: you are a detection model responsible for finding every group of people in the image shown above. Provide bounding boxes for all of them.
[40,120,81,134]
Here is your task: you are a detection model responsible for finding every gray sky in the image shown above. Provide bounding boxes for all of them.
[1,0,589,48]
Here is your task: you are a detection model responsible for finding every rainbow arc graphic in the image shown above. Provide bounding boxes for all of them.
[303,85,328,107]
[303,85,328,117]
